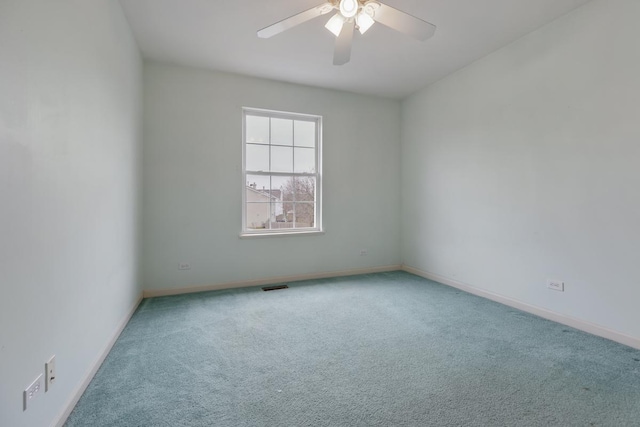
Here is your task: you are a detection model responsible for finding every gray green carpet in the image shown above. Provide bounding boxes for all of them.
[65,271,640,426]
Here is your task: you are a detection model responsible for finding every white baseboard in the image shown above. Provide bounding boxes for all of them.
[143,265,403,298]
[53,293,143,427]
[402,265,640,351]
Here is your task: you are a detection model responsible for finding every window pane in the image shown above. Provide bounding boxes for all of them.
[270,200,284,226]
[294,203,315,228]
[294,147,315,173]
[294,120,315,147]
[268,175,285,206]
[294,176,315,202]
[270,175,289,199]
[271,118,293,146]
[246,144,269,172]
[246,115,269,144]
[271,146,293,172]
[246,203,271,229]
[274,175,294,223]
[245,174,270,198]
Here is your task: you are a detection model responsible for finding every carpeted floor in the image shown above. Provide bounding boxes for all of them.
[65,271,640,426]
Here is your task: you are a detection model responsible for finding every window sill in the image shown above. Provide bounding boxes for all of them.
[239,230,325,239]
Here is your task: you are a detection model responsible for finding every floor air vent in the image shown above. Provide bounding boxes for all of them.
[262,285,289,291]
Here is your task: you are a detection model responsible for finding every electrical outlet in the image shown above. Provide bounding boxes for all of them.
[548,280,565,292]
[178,262,191,270]
[359,250,367,256]
[23,374,43,411]
[45,355,56,392]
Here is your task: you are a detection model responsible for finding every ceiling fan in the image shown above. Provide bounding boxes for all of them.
[257,0,436,66]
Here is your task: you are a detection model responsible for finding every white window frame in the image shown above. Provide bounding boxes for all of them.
[241,107,323,237]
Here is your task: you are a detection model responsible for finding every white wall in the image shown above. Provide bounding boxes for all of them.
[143,63,401,291]
[402,0,640,341]
[0,1,142,426]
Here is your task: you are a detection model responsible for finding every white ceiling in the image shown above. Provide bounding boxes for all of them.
[119,0,591,99]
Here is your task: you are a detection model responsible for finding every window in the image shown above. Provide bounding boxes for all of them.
[242,108,322,235]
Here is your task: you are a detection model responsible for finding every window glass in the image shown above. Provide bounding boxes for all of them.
[243,110,322,235]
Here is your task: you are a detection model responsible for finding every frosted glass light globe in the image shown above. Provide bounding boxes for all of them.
[339,0,359,18]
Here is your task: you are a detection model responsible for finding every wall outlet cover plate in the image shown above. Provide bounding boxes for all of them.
[548,280,565,292]
[23,374,43,411]
[45,355,56,392]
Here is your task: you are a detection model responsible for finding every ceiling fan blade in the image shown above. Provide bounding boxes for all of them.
[257,2,334,39]
[333,20,355,65]
[373,3,436,41]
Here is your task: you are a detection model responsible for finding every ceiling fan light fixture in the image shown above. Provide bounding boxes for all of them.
[339,0,359,18]
[356,11,375,34]
[325,13,345,37]
[256,0,436,65]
